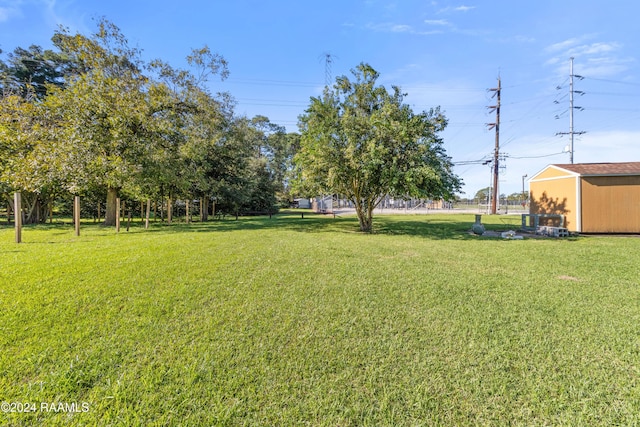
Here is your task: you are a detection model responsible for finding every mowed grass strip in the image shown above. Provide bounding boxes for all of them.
[0,214,639,426]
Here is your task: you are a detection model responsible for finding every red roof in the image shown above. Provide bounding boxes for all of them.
[553,162,640,176]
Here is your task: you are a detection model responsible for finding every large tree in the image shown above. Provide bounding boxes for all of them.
[0,92,64,223]
[296,63,461,232]
[0,45,70,99]
[145,47,232,220]
[43,20,153,225]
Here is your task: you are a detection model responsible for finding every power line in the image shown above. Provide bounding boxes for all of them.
[508,152,565,159]
[583,76,640,86]
[226,78,318,87]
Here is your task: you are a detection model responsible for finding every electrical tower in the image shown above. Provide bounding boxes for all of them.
[556,57,585,163]
[487,77,501,214]
[321,53,336,87]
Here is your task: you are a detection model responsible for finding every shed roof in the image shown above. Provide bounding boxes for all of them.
[552,162,640,176]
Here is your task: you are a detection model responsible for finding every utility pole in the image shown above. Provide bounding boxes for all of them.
[487,77,501,214]
[556,57,585,163]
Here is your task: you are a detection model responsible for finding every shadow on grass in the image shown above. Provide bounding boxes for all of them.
[372,216,478,240]
[2,212,540,241]
[126,212,484,240]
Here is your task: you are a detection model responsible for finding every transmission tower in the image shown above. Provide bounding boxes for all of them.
[487,77,501,214]
[556,57,585,163]
[321,53,337,87]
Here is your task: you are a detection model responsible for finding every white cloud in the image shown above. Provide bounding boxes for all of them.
[366,22,410,33]
[569,130,640,166]
[425,19,450,26]
[545,36,631,78]
[514,35,536,44]
[390,24,412,33]
[437,5,476,14]
[0,3,22,22]
[365,22,443,36]
[546,37,584,53]
[0,7,10,21]
[580,57,634,78]
[0,0,61,26]
[568,42,621,57]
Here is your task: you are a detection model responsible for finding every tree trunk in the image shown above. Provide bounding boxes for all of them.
[6,197,12,224]
[104,187,119,226]
[22,194,42,224]
[356,209,373,232]
[200,197,209,222]
[354,199,374,232]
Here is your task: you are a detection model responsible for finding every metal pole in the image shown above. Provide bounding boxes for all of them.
[522,174,528,209]
[491,78,501,214]
[569,57,574,164]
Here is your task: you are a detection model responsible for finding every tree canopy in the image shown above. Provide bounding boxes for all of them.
[296,63,461,232]
[0,19,294,225]
[1,25,462,231]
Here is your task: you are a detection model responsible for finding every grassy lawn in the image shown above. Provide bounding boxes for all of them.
[1,213,639,426]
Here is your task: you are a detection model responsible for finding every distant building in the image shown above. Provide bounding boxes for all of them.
[529,162,640,233]
[312,196,333,213]
[293,198,311,209]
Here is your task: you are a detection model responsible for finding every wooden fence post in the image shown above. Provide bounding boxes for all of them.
[74,195,80,236]
[14,192,22,243]
[145,199,151,229]
[186,199,190,224]
[116,198,121,233]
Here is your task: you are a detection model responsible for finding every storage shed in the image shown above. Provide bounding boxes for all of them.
[528,162,640,233]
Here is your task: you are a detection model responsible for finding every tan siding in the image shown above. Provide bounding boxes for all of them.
[533,167,574,180]
[530,176,578,231]
[581,176,640,233]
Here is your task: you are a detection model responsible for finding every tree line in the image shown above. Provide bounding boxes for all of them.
[2,19,461,232]
[1,19,298,226]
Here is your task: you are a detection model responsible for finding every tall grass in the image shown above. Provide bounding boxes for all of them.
[1,214,639,425]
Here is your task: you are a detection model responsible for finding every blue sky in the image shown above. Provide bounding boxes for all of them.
[2,0,640,197]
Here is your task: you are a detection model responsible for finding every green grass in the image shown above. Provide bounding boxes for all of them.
[1,214,639,426]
